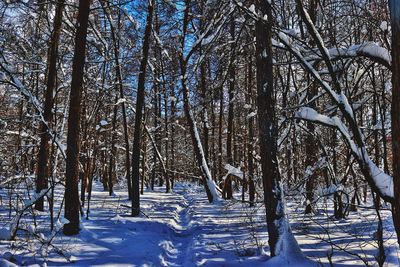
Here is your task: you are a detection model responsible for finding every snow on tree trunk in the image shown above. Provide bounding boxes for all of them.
[179,0,220,203]
[255,0,294,257]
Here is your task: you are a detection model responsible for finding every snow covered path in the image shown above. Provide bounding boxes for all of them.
[1,182,399,266]
[49,182,266,267]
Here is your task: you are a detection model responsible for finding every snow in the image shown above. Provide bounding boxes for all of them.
[326,42,391,68]
[249,4,256,14]
[281,31,394,200]
[0,188,49,241]
[296,106,394,199]
[380,21,388,31]
[362,148,394,198]
[168,96,177,102]
[247,111,257,119]
[224,164,244,179]
[115,98,126,105]
[266,224,318,267]
[0,226,11,240]
[0,259,18,267]
[0,182,398,266]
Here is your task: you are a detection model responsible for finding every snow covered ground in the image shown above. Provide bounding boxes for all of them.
[0,181,399,266]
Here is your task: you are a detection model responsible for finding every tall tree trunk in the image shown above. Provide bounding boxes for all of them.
[199,2,209,163]
[151,84,157,190]
[225,17,235,200]
[389,0,400,246]
[170,98,176,189]
[141,121,147,195]
[304,0,318,214]
[101,0,132,199]
[35,0,65,212]
[218,83,224,182]
[108,94,118,196]
[179,0,219,203]
[255,0,284,256]
[63,0,91,236]
[372,71,381,207]
[246,55,255,206]
[131,0,155,217]
[164,89,170,193]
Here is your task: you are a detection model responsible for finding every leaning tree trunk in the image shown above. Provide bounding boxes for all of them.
[179,0,219,203]
[389,0,400,246]
[255,0,285,256]
[35,0,65,212]
[131,0,155,217]
[63,0,91,236]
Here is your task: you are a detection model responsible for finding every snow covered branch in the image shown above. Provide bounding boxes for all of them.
[305,42,391,70]
[0,188,50,240]
[295,107,394,201]
[0,54,67,160]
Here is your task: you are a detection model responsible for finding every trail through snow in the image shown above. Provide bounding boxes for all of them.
[1,181,399,266]
[51,182,268,267]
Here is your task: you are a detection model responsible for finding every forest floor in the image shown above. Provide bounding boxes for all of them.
[0,181,399,266]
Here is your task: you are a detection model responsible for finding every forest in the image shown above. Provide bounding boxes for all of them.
[0,0,399,266]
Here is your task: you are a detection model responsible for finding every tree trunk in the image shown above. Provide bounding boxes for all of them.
[246,55,255,206]
[164,89,170,193]
[108,94,118,196]
[255,0,284,256]
[179,0,219,203]
[304,0,318,214]
[101,0,132,199]
[35,0,65,212]
[63,0,91,236]
[389,0,400,246]
[131,0,155,217]
[225,17,235,200]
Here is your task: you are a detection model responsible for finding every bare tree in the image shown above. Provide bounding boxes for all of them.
[63,0,91,236]
[131,0,155,216]
[35,0,65,212]
[255,0,284,256]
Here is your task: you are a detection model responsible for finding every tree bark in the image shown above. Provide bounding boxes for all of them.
[35,0,65,212]
[101,0,132,199]
[246,55,255,206]
[304,0,318,214]
[63,0,91,236]
[389,0,400,246]
[225,17,235,200]
[131,0,155,216]
[255,0,284,256]
[179,0,218,203]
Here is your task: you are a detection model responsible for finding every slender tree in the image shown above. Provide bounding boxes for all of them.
[131,0,155,216]
[35,0,65,211]
[179,0,220,203]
